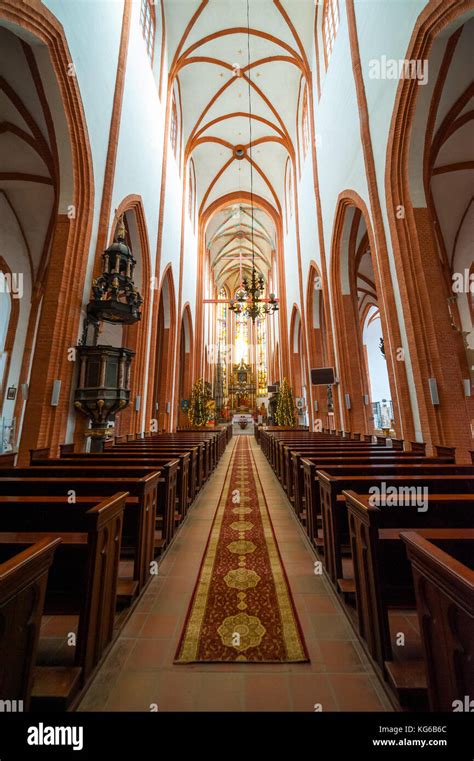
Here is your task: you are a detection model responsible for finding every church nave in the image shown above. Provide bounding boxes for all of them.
[0,0,472,752]
[79,435,390,713]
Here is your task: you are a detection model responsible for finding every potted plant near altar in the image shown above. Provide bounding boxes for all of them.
[187,378,213,427]
[274,378,296,428]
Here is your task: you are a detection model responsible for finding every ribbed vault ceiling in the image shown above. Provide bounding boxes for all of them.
[164,0,314,289]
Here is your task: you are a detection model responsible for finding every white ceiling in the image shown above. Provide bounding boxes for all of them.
[164,0,314,289]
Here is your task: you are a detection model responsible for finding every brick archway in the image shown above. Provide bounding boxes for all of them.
[0,1,95,462]
[306,261,335,428]
[110,195,152,437]
[288,304,306,398]
[330,191,407,437]
[197,191,290,383]
[385,0,473,459]
[151,264,177,432]
[176,303,194,427]
[0,256,20,409]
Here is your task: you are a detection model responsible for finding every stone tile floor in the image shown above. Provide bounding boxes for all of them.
[78,436,392,712]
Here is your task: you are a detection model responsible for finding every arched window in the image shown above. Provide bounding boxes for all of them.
[217,287,228,395]
[256,317,268,396]
[188,166,194,221]
[140,0,156,64]
[288,163,293,220]
[301,86,310,159]
[170,94,178,157]
[234,294,249,364]
[323,0,340,67]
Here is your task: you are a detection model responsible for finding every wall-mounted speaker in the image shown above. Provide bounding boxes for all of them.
[364,394,369,406]
[50,379,61,407]
[463,379,471,397]
[345,393,351,410]
[155,402,159,411]
[428,378,439,406]
[314,400,318,412]
[135,395,141,412]
[20,383,29,400]
[166,401,171,413]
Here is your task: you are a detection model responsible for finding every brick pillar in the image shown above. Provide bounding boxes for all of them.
[336,294,369,434]
[18,216,79,463]
[403,209,473,459]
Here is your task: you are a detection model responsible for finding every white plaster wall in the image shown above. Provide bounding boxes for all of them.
[182,213,198,320]
[110,0,165,283]
[160,151,184,282]
[40,0,200,438]
[43,0,123,321]
[297,156,320,280]
[283,214,300,331]
[314,1,371,263]
[306,0,440,438]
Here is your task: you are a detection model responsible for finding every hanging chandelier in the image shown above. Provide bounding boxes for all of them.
[228,0,278,324]
[229,269,278,322]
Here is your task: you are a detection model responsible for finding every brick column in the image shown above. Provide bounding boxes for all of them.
[18,216,78,462]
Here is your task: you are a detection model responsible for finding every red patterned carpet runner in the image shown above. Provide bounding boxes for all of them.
[175,436,308,663]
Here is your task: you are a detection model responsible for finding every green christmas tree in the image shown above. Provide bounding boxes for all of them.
[188,378,212,427]
[275,378,296,426]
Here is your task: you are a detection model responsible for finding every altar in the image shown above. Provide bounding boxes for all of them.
[232,414,254,425]
[232,413,254,434]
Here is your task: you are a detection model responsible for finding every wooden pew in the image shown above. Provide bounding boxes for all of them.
[276,436,387,485]
[402,530,474,712]
[410,441,426,454]
[53,450,192,520]
[317,468,474,584]
[100,441,201,500]
[297,454,452,543]
[0,538,60,710]
[0,492,127,708]
[344,491,473,672]
[0,474,159,593]
[289,445,430,520]
[29,456,182,544]
[0,452,16,468]
[115,434,212,485]
[282,441,390,495]
[290,446,438,514]
[5,462,175,551]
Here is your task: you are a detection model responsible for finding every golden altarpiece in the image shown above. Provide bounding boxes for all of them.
[228,359,257,413]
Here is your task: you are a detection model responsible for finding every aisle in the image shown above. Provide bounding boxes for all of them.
[79,437,391,712]
[175,436,308,663]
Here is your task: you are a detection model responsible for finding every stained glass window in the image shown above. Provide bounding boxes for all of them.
[188,166,194,221]
[302,86,310,158]
[170,95,178,157]
[140,0,155,64]
[323,0,340,67]
[288,164,293,220]
[217,287,227,394]
[234,294,249,364]
[256,317,267,395]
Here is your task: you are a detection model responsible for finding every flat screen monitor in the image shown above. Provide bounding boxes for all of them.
[311,367,335,385]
